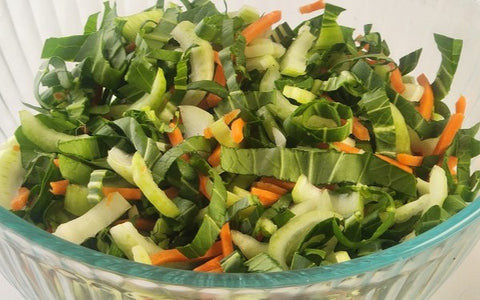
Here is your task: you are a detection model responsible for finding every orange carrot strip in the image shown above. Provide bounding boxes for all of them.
[432,113,465,156]
[396,153,424,167]
[204,127,214,139]
[390,65,405,94]
[167,122,184,146]
[241,10,282,44]
[447,156,458,176]
[49,179,70,195]
[213,51,222,66]
[53,158,60,168]
[205,64,227,108]
[102,187,142,200]
[220,222,234,256]
[332,141,362,154]
[375,154,413,174]
[416,73,434,121]
[150,241,222,266]
[259,177,296,190]
[352,117,370,141]
[455,95,466,114]
[208,145,222,167]
[223,109,241,125]
[231,117,246,144]
[10,187,30,211]
[251,187,282,206]
[299,0,325,14]
[193,255,224,272]
[198,173,211,199]
[253,181,288,195]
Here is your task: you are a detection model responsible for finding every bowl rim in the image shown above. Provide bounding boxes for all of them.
[0,195,479,289]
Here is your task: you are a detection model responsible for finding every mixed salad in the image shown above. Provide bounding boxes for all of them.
[1,0,479,273]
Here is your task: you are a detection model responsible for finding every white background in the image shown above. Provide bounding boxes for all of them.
[0,240,479,299]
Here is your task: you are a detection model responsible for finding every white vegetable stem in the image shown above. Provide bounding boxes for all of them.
[53,192,131,244]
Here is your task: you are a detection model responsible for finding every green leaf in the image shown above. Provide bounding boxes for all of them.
[151,136,213,183]
[414,205,450,235]
[41,35,90,61]
[187,80,229,99]
[358,89,397,154]
[220,147,417,196]
[284,99,353,144]
[398,48,422,75]
[431,34,463,103]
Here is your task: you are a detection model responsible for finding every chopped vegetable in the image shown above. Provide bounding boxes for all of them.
[4,1,478,274]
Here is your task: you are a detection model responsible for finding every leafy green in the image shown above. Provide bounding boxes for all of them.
[221,147,417,196]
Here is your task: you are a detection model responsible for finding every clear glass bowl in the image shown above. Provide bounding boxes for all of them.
[0,0,479,299]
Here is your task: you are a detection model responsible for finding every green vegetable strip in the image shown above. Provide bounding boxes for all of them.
[398,48,423,75]
[431,34,463,103]
[177,155,226,258]
[87,169,109,204]
[387,87,446,139]
[358,89,397,154]
[220,147,417,196]
[284,99,353,144]
[151,136,213,183]
[313,4,345,51]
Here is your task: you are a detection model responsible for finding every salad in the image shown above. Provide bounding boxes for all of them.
[1,0,479,273]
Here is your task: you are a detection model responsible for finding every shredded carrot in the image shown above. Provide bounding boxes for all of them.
[231,117,246,144]
[223,109,241,125]
[259,177,296,190]
[167,122,184,146]
[208,145,222,168]
[251,187,282,206]
[432,113,465,156]
[390,65,405,94]
[447,156,458,176]
[299,0,325,14]
[213,51,222,66]
[352,117,370,141]
[375,154,413,174]
[416,73,434,120]
[332,141,362,154]
[198,173,211,199]
[205,64,227,108]
[206,267,224,273]
[241,10,282,44]
[204,127,214,139]
[253,181,288,195]
[10,187,30,211]
[53,158,60,168]
[455,95,466,114]
[150,241,223,266]
[49,179,70,195]
[193,255,224,272]
[396,153,424,167]
[102,187,142,200]
[220,222,234,256]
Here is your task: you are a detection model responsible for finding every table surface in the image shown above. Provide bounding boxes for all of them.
[0,240,479,299]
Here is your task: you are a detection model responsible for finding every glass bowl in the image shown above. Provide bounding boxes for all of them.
[0,0,479,299]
